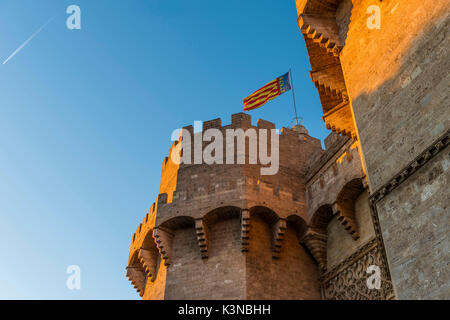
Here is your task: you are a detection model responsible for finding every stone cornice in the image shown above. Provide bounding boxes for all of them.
[365,129,449,301]
[369,129,450,205]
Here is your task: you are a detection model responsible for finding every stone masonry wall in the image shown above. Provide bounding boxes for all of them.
[375,145,450,299]
[327,190,374,270]
[337,0,450,300]
[306,138,364,221]
[339,0,449,190]
[246,215,321,299]
[164,218,246,300]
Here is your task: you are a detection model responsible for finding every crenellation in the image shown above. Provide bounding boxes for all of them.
[136,223,142,235]
[231,112,251,128]
[257,118,276,129]
[203,118,222,130]
[157,193,168,205]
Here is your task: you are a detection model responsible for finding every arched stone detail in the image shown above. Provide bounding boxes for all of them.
[154,216,196,266]
[287,214,308,240]
[248,206,285,258]
[138,231,160,281]
[296,0,356,138]
[307,164,366,227]
[334,178,365,240]
[304,204,334,271]
[126,252,147,297]
[301,229,328,271]
[310,204,334,230]
[201,206,242,254]
[153,227,173,267]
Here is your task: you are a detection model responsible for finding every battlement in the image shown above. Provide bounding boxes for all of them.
[130,202,157,249]
[168,112,316,137]
[198,113,275,131]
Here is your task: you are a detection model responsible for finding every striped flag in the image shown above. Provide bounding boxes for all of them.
[243,72,292,111]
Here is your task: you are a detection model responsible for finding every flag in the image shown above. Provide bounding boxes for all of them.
[243,72,292,111]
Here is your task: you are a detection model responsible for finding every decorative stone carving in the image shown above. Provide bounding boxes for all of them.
[321,239,395,300]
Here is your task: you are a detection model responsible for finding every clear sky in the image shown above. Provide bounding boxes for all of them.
[0,0,329,299]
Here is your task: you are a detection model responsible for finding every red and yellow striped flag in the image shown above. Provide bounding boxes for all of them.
[243,72,291,111]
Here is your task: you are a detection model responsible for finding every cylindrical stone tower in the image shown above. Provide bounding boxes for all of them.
[127,113,324,299]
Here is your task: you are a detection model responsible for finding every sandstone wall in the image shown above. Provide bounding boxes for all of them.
[164,217,246,300]
[338,0,450,300]
[375,145,450,299]
[246,215,321,300]
[339,0,449,190]
[327,190,374,269]
[128,114,325,299]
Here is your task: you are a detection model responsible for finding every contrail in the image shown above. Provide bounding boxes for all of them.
[2,17,54,65]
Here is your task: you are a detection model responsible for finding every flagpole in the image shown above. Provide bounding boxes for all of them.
[289,68,299,126]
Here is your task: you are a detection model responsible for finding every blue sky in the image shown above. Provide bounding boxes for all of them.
[0,0,328,299]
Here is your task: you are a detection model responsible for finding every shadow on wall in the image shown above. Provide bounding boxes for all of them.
[345,8,450,190]
[342,0,449,97]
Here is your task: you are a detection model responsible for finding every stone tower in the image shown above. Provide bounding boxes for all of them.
[127,113,326,299]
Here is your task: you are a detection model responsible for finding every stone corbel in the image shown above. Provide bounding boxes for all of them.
[272,218,287,259]
[195,218,209,259]
[332,202,359,240]
[126,265,147,297]
[241,209,250,252]
[138,248,158,281]
[153,227,174,266]
[300,229,328,271]
[298,13,343,56]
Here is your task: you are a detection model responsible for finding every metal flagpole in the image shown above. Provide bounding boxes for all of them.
[288,68,299,126]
